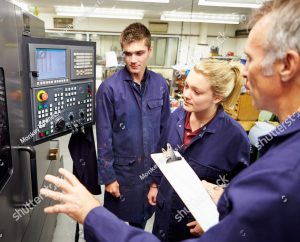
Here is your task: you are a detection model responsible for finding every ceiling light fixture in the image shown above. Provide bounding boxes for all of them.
[198,0,262,9]
[117,0,169,2]
[55,6,144,20]
[161,11,241,24]
[10,0,29,11]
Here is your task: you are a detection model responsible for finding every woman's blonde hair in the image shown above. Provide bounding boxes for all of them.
[194,59,244,108]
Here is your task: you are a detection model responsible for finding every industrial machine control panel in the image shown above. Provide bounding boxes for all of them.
[23,37,96,143]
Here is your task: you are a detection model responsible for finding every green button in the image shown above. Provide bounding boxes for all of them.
[38,105,43,110]
[45,130,49,136]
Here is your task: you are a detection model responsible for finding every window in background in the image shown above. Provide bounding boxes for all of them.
[149,37,179,66]
[45,32,87,41]
[89,34,122,66]
[45,31,179,67]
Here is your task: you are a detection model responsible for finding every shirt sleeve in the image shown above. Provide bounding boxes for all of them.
[84,207,160,242]
[160,81,171,134]
[96,83,116,185]
[227,130,250,181]
[186,165,300,242]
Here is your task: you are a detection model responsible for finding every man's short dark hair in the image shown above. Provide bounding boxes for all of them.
[120,23,151,49]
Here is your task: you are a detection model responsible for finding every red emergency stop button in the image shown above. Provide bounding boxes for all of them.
[37,90,48,102]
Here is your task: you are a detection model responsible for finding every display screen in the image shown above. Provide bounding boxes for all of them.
[36,48,67,80]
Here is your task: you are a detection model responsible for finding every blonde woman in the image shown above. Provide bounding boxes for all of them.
[148,59,250,242]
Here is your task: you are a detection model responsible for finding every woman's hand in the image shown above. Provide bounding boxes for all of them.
[187,220,204,236]
[147,184,158,205]
[202,180,224,204]
[40,168,101,224]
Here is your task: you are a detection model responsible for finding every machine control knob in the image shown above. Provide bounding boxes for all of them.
[68,113,74,121]
[37,90,48,102]
[55,117,65,131]
[79,110,85,118]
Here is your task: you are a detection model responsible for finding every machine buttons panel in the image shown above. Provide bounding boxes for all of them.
[32,81,94,142]
[25,39,95,144]
[73,52,93,77]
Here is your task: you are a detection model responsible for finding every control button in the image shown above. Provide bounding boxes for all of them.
[45,130,49,136]
[38,105,43,110]
[55,117,65,131]
[39,132,45,138]
[37,90,48,102]
[43,103,48,109]
[50,104,53,107]
[61,97,63,100]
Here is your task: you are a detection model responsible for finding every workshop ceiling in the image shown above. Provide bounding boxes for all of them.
[20,0,256,19]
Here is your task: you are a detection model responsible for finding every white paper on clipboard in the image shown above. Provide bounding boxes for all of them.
[151,151,219,231]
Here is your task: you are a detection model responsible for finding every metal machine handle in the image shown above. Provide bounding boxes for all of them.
[1,145,38,200]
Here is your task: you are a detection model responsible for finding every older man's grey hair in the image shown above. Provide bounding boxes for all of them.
[250,0,300,76]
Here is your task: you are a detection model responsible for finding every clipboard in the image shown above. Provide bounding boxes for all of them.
[151,148,219,231]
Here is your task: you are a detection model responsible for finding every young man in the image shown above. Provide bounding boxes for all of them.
[41,1,300,241]
[95,23,170,229]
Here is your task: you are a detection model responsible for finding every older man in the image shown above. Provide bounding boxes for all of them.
[41,0,300,241]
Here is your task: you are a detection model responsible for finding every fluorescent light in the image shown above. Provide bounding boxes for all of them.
[55,6,144,20]
[161,12,241,24]
[198,0,262,9]
[117,0,169,2]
